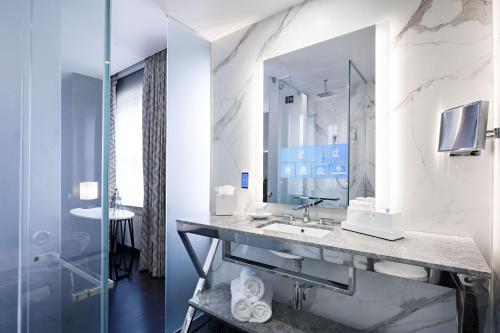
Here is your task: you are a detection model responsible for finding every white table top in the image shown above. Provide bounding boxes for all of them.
[70,207,135,220]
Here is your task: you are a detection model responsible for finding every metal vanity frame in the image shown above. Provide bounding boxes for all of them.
[177,219,491,333]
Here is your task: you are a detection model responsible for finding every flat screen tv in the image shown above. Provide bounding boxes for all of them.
[438,101,488,155]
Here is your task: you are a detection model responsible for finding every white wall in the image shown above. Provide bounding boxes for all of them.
[165,18,212,333]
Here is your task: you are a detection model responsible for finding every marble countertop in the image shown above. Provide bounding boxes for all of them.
[177,214,491,278]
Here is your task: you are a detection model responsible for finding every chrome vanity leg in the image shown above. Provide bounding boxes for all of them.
[178,230,208,279]
[180,238,220,333]
[450,273,465,333]
[456,286,465,333]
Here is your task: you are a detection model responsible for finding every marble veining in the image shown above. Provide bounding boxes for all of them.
[190,283,361,333]
[255,1,309,62]
[177,214,491,277]
[213,24,258,74]
[396,0,491,42]
[210,0,493,331]
[362,290,455,332]
[211,0,493,259]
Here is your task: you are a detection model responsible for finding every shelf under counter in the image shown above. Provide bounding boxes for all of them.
[189,283,360,333]
[177,215,491,333]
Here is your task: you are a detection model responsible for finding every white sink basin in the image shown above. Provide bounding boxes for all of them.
[261,223,330,238]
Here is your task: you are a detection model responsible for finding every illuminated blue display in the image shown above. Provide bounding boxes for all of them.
[280,144,348,179]
[280,163,295,178]
[323,144,348,161]
[241,172,249,188]
[295,163,311,178]
[280,146,323,163]
[312,163,329,179]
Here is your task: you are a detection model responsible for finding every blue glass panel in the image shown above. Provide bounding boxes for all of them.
[323,144,348,161]
[280,144,349,179]
[280,163,296,178]
[330,162,348,179]
[312,163,330,178]
[296,163,312,178]
[281,146,323,163]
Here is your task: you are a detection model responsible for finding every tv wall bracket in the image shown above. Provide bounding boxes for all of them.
[451,128,500,156]
[486,128,500,139]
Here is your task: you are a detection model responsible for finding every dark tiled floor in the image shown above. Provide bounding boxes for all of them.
[109,250,238,333]
[109,251,165,333]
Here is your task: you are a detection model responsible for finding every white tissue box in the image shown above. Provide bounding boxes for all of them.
[373,211,403,233]
[216,194,234,216]
[342,210,404,241]
[346,206,373,225]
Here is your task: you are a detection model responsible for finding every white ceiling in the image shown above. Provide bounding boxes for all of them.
[111,0,302,73]
[111,0,168,74]
[64,0,304,77]
[264,26,376,96]
[154,0,304,41]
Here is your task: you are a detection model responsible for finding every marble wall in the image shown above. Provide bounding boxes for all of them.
[211,0,493,261]
[210,0,494,331]
[490,0,500,329]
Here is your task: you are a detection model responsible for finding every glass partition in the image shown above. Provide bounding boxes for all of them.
[348,60,375,200]
[166,18,211,333]
[6,0,111,332]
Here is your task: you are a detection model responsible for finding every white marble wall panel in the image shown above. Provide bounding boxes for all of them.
[211,0,493,331]
[211,0,493,259]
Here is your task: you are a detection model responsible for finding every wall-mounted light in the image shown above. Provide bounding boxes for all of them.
[79,181,98,200]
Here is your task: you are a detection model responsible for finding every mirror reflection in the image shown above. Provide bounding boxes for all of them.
[263,25,376,208]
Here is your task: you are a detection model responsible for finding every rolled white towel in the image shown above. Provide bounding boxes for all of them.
[240,268,265,303]
[349,199,374,211]
[249,283,273,323]
[231,278,252,322]
[346,206,373,225]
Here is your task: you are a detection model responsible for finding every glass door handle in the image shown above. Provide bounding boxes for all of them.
[33,252,114,302]
[71,279,114,302]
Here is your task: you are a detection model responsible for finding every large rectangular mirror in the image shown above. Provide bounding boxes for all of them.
[263,25,376,209]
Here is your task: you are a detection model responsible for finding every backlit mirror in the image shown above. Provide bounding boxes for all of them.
[263,25,376,208]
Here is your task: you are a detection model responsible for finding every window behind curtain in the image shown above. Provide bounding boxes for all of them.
[116,69,144,207]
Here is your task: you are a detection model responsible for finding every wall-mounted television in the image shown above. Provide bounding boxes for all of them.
[438,101,489,156]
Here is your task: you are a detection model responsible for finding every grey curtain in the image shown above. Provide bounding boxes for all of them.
[108,74,118,204]
[139,49,166,277]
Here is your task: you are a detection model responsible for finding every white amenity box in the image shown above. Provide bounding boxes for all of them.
[215,194,234,216]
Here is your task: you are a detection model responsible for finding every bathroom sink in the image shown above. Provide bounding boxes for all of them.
[260,222,331,238]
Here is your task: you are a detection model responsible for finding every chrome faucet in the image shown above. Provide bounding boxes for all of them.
[293,199,323,223]
[275,214,294,222]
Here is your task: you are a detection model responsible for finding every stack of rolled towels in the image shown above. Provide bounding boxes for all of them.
[346,197,375,224]
[230,268,273,323]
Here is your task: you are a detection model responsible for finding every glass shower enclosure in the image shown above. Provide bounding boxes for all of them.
[264,60,373,208]
[0,0,110,332]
